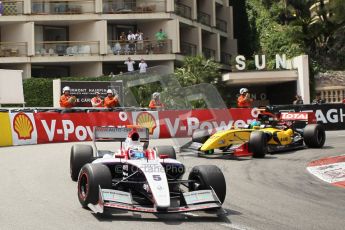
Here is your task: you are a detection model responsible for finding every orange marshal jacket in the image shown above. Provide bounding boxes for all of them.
[104,96,119,108]
[149,100,164,109]
[59,95,75,108]
[237,95,252,108]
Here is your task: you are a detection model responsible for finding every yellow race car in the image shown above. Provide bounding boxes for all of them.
[185,111,325,158]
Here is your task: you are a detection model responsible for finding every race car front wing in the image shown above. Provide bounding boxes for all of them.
[88,187,222,214]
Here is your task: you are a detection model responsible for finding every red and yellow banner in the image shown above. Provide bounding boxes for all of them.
[1,108,258,146]
[0,111,13,147]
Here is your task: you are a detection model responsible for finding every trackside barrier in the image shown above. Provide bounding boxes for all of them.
[1,104,345,147]
[268,103,345,130]
[0,108,257,147]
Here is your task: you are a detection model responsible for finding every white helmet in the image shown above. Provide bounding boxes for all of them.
[240,88,248,94]
[107,89,113,94]
[152,92,160,99]
[62,86,70,93]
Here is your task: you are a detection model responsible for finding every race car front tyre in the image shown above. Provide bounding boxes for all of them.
[154,146,176,159]
[188,165,226,204]
[303,124,326,148]
[78,163,112,208]
[192,129,210,144]
[70,144,93,181]
[249,131,267,158]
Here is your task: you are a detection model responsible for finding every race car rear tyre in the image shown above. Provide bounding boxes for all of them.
[192,129,210,144]
[188,165,226,204]
[303,124,326,148]
[70,144,93,181]
[154,146,176,159]
[249,131,267,158]
[78,163,112,208]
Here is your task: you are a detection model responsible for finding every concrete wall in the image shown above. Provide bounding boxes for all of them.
[1,22,34,56]
[138,19,179,53]
[69,20,106,54]
[70,62,102,77]
[216,2,231,36]
[293,55,310,104]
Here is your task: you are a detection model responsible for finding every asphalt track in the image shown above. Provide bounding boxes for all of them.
[1,131,345,230]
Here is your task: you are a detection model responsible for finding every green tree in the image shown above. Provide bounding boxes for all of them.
[175,55,222,86]
[174,55,225,108]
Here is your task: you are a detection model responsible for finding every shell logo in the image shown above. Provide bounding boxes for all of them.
[13,113,34,140]
[136,112,157,135]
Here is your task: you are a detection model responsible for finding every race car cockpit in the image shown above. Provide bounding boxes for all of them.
[124,131,146,159]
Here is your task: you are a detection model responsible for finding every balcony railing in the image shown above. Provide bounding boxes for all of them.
[180,42,197,56]
[216,18,227,32]
[198,11,211,26]
[31,0,95,15]
[0,1,24,15]
[174,2,191,19]
[103,0,166,14]
[108,39,172,55]
[221,52,231,65]
[35,41,99,56]
[0,42,27,57]
[202,47,215,60]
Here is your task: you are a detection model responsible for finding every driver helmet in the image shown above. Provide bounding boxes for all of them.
[126,131,145,159]
[239,88,248,95]
[128,147,145,159]
[250,120,261,128]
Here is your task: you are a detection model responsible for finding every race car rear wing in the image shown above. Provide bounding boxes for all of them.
[93,126,150,142]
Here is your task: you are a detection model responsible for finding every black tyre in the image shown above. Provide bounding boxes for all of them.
[70,144,93,181]
[154,146,176,159]
[249,131,267,158]
[188,165,226,204]
[303,124,326,148]
[77,163,112,208]
[192,129,210,144]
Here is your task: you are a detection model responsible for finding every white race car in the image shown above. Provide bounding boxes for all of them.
[70,126,227,214]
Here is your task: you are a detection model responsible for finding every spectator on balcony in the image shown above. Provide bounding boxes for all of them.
[155,29,167,50]
[312,93,325,105]
[135,30,144,52]
[127,31,136,54]
[0,1,3,16]
[293,95,303,105]
[59,86,76,108]
[139,59,148,73]
[104,89,119,108]
[124,57,135,72]
[91,92,103,107]
[120,32,127,54]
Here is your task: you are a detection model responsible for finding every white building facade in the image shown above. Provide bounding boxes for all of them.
[0,0,237,78]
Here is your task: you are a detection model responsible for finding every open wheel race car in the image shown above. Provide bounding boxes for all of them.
[183,111,326,158]
[70,126,227,215]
